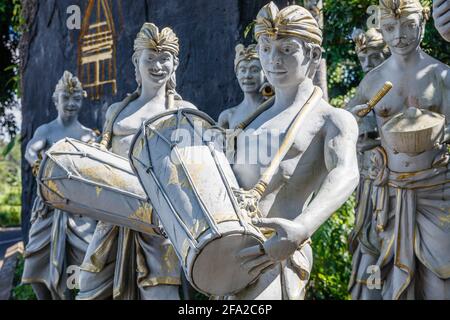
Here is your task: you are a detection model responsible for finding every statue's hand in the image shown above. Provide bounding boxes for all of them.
[433,0,450,42]
[349,104,369,118]
[32,158,42,177]
[238,218,309,275]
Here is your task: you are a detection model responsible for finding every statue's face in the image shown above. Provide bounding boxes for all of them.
[258,36,310,88]
[236,59,265,94]
[357,48,386,73]
[55,91,83,120]
[380,13,423,56]
[138,48,176,87]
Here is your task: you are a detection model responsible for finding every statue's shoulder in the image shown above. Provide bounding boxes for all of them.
[105,101,126,120]
[174,99,198,110]
[33,120,55,138]
[218,106,236,121]
[324,101,358,136]
[429,56,450,87]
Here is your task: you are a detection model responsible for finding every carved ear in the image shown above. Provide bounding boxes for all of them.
[235,44,245,54]
[310,45,322,63]
[173,56,179,71]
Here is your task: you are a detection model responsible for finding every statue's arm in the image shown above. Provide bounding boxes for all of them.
[439,65,450,142]
[295,109,360,237]
[25,125,48,166]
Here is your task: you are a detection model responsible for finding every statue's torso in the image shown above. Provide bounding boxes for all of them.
[41,121,94,155]
[362,57,449,172]
[223,101,261,129]
[111,99,166,157]
[233,101,328,221]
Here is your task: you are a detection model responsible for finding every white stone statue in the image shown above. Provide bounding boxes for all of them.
[434,0,450,41]
[77,23,196,300]
[218,44,272,130]
[222,2,359,300]
[22,71,98,300]
[352,28,391,74]
[348,0,450,299]
[347,27,390,299]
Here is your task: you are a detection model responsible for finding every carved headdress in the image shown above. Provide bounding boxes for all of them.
[352,28,389,54]
[254,2,322,45]
[379,0,430,20]
[53,71,86,98]
[234,44,259,71]
[132,22,181,99]
[134,22,179,57]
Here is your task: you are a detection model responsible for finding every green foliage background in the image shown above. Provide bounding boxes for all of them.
[0,137,21,227]
[0,0,22,140]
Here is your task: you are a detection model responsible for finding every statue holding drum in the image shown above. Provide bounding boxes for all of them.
[76,23,197,300]
[22,71,98,300]
[130,2,360,300]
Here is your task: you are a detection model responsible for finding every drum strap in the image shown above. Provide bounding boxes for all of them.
[253,86,323,196]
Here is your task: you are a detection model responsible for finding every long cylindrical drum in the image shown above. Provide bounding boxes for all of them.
[38,138,158,235]
[129,109,265,296]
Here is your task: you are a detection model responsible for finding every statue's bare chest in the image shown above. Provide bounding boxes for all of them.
[233,108,324,189]
[372,70,442,121]
[113,102,165,136]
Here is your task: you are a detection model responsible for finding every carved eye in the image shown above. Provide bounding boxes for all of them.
[283,46,292,54]
[262,46,270,53]
[384,25,395,33]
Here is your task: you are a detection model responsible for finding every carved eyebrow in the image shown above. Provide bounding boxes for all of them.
[401,18,417,25]
[279,38,301,47]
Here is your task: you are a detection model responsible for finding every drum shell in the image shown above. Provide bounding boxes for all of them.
[130,109,266,296]
[38,138,157,235]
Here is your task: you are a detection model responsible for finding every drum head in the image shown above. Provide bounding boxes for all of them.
[191,233,263,296]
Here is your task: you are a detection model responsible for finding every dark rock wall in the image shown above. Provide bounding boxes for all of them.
[20,0,289,242]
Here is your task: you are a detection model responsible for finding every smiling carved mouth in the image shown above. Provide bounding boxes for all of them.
[268,70,288,75]
[394,42,410,48]
[149,71,167,77]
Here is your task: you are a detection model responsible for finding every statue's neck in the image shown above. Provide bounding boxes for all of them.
[57,116,79,128]
[272,78,315,112]
[392,46,423,69]
[242,92,264,110]
[139,83,167,105]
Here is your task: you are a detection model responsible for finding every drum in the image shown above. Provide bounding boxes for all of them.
[38,138,157,235]
[129,108,265,296]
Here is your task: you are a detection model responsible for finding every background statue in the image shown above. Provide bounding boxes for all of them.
[77,23,195,300]
[347,27,390,299]
[226,2,359,299]
[351,28,391,73]
[348,0,450,299]
[21,71,97,300]
[434,0,450,41]
[218,44,272,130]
